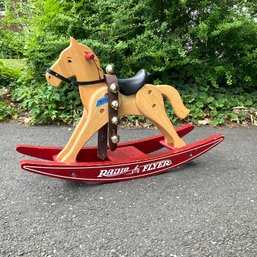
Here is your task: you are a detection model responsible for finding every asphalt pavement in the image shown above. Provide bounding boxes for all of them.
[0,123,257,257]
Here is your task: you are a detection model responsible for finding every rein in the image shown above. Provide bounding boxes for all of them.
[46,68,106,86]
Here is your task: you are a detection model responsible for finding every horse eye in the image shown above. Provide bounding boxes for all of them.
[68,59,72,63]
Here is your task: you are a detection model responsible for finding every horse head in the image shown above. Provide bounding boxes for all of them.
[46,37,103,87]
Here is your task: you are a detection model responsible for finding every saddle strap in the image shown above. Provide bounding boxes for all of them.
[97,74,120,160]
[97,123,108,160]
[105,74,120,152]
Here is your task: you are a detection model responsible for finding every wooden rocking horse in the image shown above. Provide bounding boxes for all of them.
[16,37,224,183]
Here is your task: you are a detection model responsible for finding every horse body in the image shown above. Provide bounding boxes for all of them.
[46,37,189,163]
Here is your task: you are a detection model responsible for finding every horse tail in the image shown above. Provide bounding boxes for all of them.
[157,85,190,119]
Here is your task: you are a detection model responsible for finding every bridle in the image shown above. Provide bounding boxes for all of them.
[46,68,106,86]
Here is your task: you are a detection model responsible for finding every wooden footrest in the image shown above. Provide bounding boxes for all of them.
[159,140,175,150]
[107,146,147,161]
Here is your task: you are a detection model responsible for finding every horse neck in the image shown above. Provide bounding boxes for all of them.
[75,64,104,82]
[72,47,106,109]
[77,77,107,111]
[75,44,104,82]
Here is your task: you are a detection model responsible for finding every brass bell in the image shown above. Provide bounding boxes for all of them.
[111,135,120,144]
[109,83,119,93]
[111,100,119,110]
[105,64,114,74]
[111,116,119,125]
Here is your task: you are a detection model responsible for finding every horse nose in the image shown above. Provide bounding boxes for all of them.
[46,72,52,83]
[46,71,53,81]
[46,71,61,87]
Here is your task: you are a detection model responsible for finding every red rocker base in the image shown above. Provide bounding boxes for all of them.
[16,124,224,183]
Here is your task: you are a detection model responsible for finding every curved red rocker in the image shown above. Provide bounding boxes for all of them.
[16,38,224,183]
[17,124,223,183]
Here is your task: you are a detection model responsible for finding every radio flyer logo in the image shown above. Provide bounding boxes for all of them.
[97,159,172,178]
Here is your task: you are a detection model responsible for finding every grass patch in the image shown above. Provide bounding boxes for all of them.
[0,59,26,71]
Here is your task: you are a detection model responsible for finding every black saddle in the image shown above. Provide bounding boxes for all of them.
[118,69,147,96]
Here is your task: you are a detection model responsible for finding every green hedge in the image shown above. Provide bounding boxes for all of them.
[0,0,256,125]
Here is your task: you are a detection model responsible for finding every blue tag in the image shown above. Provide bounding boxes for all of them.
[96,95,108,107]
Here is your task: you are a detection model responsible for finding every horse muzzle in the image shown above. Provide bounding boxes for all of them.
[45,69,63,87]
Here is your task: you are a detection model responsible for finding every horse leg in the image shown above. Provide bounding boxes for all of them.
[57,108,88,160]
[58,88,108,163]
[136,84,186,148]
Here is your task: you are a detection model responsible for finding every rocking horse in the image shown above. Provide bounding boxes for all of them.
[16,37,224,183]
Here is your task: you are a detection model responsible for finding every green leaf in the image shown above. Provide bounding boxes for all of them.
[207,97,215,103]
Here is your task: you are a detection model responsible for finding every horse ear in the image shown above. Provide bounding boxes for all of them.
[70,37,78,46]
